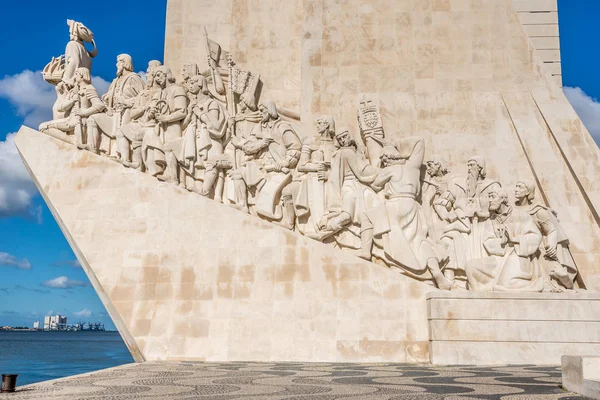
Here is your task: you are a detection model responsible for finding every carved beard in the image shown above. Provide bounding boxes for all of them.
[466,170,478,198]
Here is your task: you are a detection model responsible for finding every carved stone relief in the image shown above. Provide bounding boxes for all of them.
[38,22,583,292]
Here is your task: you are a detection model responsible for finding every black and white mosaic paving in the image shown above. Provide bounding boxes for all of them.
[1,362,586,399]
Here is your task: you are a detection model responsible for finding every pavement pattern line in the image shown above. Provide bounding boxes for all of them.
[0,362,588,399]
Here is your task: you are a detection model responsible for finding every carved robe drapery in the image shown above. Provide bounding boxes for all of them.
[241,119,301,219]
[523,203,578,289]
[466,207,544,292]
[325,146,380,250]
[141,85,188,178]
[370,138,442,279]
[294,136,337,235]
[448,178,500,265]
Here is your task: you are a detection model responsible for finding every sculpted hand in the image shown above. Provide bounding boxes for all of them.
[316,162,329,172]
[228,116,236,127]
[260,138,273,148]
[156,114,169,123]
[207,56,217,70]
[317,171,328,182]
[73,109,87,117]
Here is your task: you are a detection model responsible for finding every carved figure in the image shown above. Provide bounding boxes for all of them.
[293,116,337,235]
[231,100,301,219]
[515,180,579,290]
[370,140,452,290]
[310,128,379,260]
[445,156,501,265]
[181,63,199,93]
[46,20,98,121]
[87,54,145,157]
[466,188,544,292]
[141,66,188,183]
[39,67,105,147]
[422,156,451,242]
[174,75,229,196]
[116,60,162,169]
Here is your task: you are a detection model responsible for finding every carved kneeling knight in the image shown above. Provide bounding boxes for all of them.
[230,100,301,223]
[39,67,105,148]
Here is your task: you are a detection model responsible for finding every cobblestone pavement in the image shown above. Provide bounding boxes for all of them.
[0,362,586,400]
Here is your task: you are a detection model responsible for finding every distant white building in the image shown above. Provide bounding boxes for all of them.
[33,321,39,329]
[43,314,67,330]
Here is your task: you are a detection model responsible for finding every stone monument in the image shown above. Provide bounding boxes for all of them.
[14,0,600,364]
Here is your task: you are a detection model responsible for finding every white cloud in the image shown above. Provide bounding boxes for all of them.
[137,71,147,83]
[0,132,39,219]
[0,70,111,128]
[91,76,111,97]
[0,252,31,270]
[563,86,600,144]
[42,276,88,289]
[52,259,81,268]
[0,70,55,128]
[73,308,92,318]
[0,70,111,220]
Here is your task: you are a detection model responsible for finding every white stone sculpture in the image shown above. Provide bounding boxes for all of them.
[43,20,98,121]
[466,188,544,292]
[141,66,188,183]
[181,62,199,93]
[34,20,586,294]
[87,54,145,157]
[422,156,451,243]
[293,116,337,235]
[515,180,580,291]
[174,74,229,196]
[230,100,301,220]
[309,128,380,260]
[442,157,501,270]
[116,60,162,170]
[370,140,452,290]
[39,67,105,147]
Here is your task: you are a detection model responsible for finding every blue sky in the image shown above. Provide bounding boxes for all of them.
[0,1,599,330]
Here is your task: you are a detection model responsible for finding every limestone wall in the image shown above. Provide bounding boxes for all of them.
[514,0,562,86]
[16,126,433,362]
[164,0,600,290]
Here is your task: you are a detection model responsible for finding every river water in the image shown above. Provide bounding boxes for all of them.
[0,331,133,386]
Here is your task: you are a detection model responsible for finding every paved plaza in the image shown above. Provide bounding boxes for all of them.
[0,362,587,399]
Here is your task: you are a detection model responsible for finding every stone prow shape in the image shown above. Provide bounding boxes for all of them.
[15,126,433,362]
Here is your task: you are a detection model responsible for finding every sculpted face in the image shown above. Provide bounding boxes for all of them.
[515,182,528,200]
[316,119,329,135]
[467,159,481,179]
[427,161,441,176]
[188,78,201,95]
[488,191,503,212]
[259,105,270,123]
[74,70,83,84]
[154,71,167,88]
[116,57,125,77]
[336,130,352,147]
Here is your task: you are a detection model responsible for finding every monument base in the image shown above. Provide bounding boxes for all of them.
[428,292,600,365]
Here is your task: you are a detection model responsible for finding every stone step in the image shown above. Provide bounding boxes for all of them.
[428,292,600,365]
